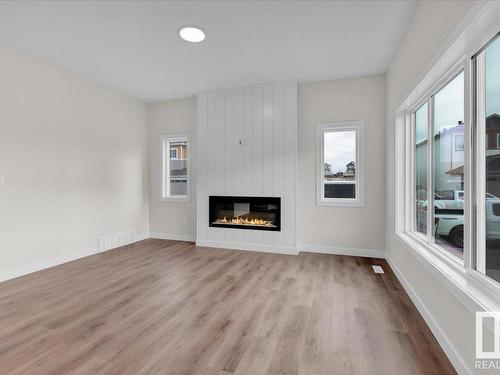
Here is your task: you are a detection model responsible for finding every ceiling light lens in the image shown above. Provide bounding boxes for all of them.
[179,27,205,43]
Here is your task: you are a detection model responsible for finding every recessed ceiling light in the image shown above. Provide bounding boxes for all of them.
[179,27,205,43]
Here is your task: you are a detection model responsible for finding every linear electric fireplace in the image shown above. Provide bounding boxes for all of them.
[209,196,281,231]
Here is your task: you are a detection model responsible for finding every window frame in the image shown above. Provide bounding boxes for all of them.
[160,134,190,202]
[405,66,467,273]
[315,121,365,207]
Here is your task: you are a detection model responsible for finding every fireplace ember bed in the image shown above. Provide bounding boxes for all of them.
[209,196,281,231]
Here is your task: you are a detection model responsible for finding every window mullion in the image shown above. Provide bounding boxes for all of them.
[410,112,416,233]
[427,97,434,243]
[321,129,325,200]
[166,141,172,197]
[463,59,473,270]
[475,52,487,273]
[161,139,167,198]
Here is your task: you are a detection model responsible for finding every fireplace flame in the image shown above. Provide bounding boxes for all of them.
[214,216,274,227]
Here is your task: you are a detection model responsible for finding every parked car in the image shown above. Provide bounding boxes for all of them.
[434,211,463,248]
[434,197,500,248]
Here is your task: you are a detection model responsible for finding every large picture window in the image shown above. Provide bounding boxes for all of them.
[161,134,190,200]
[316,121,364,207]
[396,8,500,318]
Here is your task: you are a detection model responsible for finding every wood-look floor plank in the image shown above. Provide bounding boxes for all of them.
[0,239,456,375]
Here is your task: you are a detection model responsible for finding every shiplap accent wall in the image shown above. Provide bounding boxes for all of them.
[196,81,297,254]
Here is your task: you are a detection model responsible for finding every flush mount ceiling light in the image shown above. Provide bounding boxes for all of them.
[179,27,205,43]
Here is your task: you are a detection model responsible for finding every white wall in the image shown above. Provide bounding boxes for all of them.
[148,98,197,241]
[0,45,149,281]
[148,77,386,257]
[298,75,385,256]
[385,1,491,374]
[196,82,297,253]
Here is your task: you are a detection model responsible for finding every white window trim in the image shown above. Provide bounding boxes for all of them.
[496,133,500,149]
[160,133,190,202]
[315,121,365,207]
[394,1,500,315]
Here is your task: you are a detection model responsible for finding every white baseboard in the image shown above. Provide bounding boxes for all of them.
[150,232,196,242]
[0,232,149,284]
[298,243,385,259]
[195,239,298,255]
[386,256,471,375]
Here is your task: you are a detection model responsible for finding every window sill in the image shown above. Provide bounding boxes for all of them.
[160,196,190,202]
[316,198,364,208]
[396,231,500,316]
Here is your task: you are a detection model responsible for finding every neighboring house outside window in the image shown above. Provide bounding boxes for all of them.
[161,135,190,200]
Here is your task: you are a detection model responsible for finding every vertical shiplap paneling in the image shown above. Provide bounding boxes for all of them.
[215,92,226,195]
[207,93,217,242]
[263,85,274,195]
[272,85,285,246]
[224,90,234,194]
[242,88,252,196]
[283,82,297,248]
[241,87,254,244]
[262,85,275,246]
[232,88,247,245]
[234,88,244,194]
[214,92,226,243]
[196,94,207,242]
[196,82,297,252]
[224,90,236,244]
[252,86,264,245]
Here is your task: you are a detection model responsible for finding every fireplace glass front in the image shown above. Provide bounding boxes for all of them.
[209,196,281,231]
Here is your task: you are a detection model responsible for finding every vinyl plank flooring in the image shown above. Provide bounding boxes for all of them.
[0,239,456,375]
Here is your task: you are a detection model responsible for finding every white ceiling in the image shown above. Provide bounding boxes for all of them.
[0,1,415,102]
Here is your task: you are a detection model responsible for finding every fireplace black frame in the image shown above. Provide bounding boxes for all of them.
[209,196,281,231]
